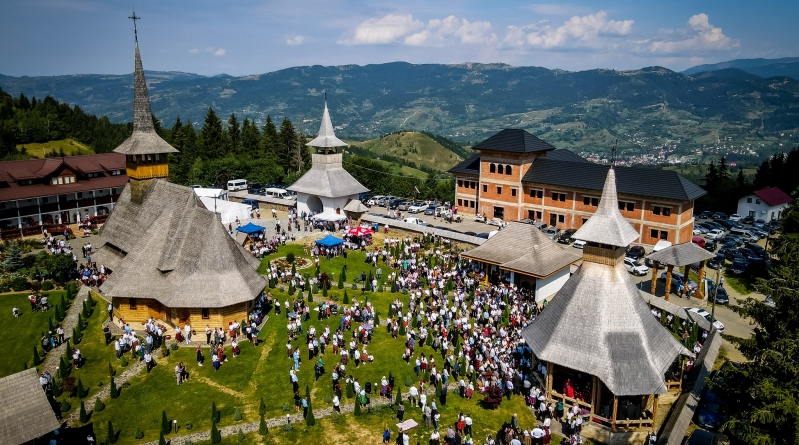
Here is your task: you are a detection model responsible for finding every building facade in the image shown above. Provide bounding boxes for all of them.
[736,187,792,221]
[450,129,706,246]
[0,153,127,232]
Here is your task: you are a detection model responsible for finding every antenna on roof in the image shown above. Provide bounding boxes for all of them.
[610,139,618,167]
[128,11,141,44]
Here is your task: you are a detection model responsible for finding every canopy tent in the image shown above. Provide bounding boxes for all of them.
[199,196,250,225]
[315,234,344,247]
[236,222,266,235]
[311,212,348,222]
[346,226,374,236]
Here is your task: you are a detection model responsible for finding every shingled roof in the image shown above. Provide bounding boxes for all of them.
[473,129,556,154]
[94,180,266,308]
[288,153,368,198]
[308,100,348,148]
[448,154,480,176]
[113,43,178,156]
[0,369,60,445]
[522,260,689,396]
[646,242,715,267]
[572,167,640,247]
[524,158,706,202]
[461,221,580,278]
[752,187,793,206]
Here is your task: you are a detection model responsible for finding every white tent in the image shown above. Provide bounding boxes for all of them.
[193,187,228,200]
[200,196,251,225]
[312,212,348,222]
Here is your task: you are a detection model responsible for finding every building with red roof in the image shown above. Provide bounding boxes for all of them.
[737,187,793,222]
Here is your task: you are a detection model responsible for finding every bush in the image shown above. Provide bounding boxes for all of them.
[94,397,105,413]
[32,345,42,366]
[482,385,505,409]
[286,252,295,263]
[234,409,243,421]
[76,378,87,398]
[238,428,246,442]
[60,399,71,412]
[259,414,268,436]
[110,377,119,398]
[135,428,144,439]
[343,291,349,304]
[51,379,62,397]
[9,276,29,291]
[211,423,222,444]
[120,357,128,367]
[107,421,116,445]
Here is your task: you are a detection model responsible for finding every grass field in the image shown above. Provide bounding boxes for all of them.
[0,291,67,377]
[75,243,571,444]
[376,159,429,179]
[16,138,93,158]
[351,132,463,172]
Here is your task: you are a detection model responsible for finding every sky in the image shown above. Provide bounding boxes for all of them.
[1,0,797,77]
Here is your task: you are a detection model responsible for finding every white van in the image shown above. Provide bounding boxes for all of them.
[227,179,247,191]
[729,227,757,242]
[264,188,295,200]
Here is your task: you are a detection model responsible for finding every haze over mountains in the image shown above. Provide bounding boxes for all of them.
[1,58,798,162]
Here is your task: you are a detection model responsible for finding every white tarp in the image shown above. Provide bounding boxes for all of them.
[193,187,228,200]
[311,212,348,222]
[200,197,251,225]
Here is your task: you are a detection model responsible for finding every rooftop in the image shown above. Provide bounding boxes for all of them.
[572,167,640,247]
[752,187,793,207]
[472,128,556,154]
[307,100,348,149]
[287,153,368,198]
[0,369,61,445]
[646,242,715,267]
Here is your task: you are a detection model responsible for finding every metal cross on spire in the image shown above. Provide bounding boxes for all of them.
[610,139,618,167]
[128,11,141,43]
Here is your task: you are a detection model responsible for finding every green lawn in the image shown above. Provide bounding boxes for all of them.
[16,138,93,158]
[723,273,754,295]
[0,290,68,377]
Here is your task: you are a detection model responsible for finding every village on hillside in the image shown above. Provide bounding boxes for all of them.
[0,19,795,445]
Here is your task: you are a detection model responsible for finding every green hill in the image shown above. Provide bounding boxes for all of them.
[349,132,463,172]
[17,138,94,158]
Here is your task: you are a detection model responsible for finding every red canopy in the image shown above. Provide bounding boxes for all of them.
[347,226,374,236]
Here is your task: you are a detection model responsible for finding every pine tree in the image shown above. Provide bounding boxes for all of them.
[260,115,280,161]
[346,381,354,399]
[259,397,266,417]
[3,240,22,271]
[354,399,362,416]
[107,421,116,444]
[211,401,219,425]
[228,113,241,154]
[278,118,297,173]
[110,376,118,398]
[238,427,246,442]
[234,409,243,421]
[307,289,313,302]
[161,411,170,434]
[79,400,88,422]
[259,413,268,436]
[395,387,402,406]
[211,423,222,444]
[94,396,105,413]
[158,431,166,445]
[32,345,42,366]
[306,398,316,426]
[76,378,87,398]
[338,272,344,289]
[343,290,349,304]
[288,282,295,296]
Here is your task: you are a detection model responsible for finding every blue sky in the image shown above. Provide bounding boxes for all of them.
[1,0,797,77]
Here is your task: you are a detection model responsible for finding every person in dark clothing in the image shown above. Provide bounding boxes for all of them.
[397,403,405,421]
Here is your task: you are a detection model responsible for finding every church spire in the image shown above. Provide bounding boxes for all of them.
[572,167,639,248]
[307,95,348,153]
[133,44,155,134]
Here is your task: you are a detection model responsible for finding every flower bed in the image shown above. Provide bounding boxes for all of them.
[271,256,313,270]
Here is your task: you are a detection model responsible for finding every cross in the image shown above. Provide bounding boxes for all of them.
[611,139,618,167]
[128,11,141,43]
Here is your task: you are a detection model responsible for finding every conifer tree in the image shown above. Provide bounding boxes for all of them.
[110,376,118,398]
[199,107,225,160]
[3,240,22,271]
[259,397,266,417]
[259,413,268,436]
[32,345,42,366]
[238,427,246,442]
[107,421,116,444]
[306,398,316,426]
[76,378,87,398]
[158,431,166,445]
[79,400,88,422]
[94,396,105,413]
[161,411,170,434]
[211,423,222,444]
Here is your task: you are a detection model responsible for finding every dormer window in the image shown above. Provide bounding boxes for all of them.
[51,175,75,185]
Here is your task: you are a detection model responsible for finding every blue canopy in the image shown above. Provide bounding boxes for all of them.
[315,234,344,247]
[236,222,266,235]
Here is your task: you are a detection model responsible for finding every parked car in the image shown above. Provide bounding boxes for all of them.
[729,213,743,222]
[738,248,765,265]
[542,227,558,240]
[623,257,650,276]
[703,240,718,252]
[693,224,709,235]
[702,221,725,231]
[189,184,203,189]
[741,215,755,225]
[754,218,767,228]
[715,220,735,230]
[397,201,412,211]
[691,236,707,248]
[685,429,720,445]
[660,271,698,293]
[730,259,748,275]
[744,243,767,258]
[719,235,743,247]
[388,198,404,209]
[748,227,768,239]
[705,229,725,240]
[572,239,586,249]
[722,248,747,263]
[241,198,259,210]
[476,233,490,239]
[687,307,725,333]
[708,285,729,305]
[626,245,647,261]
[712,212,728,220]
[557,229,577,244]
[424,204,439,216]
[486,218,504,227]
[699,210,713,219]
[707,254,725,270]
[408,202,428,213]
[367,195,384,206]
[763,295,776,307]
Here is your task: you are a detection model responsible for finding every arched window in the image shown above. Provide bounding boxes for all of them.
[497,165,504,174]
[489,163,496,173]
[505,165,512,175]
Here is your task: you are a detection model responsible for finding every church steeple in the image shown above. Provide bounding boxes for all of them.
[307,94,348,154]
[114,14,178,203]
[572,167,640,265]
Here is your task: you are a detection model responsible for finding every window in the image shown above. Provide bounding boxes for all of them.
[493,206,504,219]
[129,298,137,310]
[552,193,566,202]
[582,218,588,225]
[627,202,635,212]
[496,186,502,194]
[457,199,463,206]
[653,205,671,216]
[747,197,752,203]
[497,165,504,174]
[110,170,122,176]
[470,200,475,208]
[202,308,210,319]
[584,197,599,206]
[511,188,517,197]
[489,163,496,173]
[482,184,488,193]
[650,229,658,238]
[457,180,463,187]
[663,207,671,217]
[756,199,761,205]
[470,181,476,189]
[558,214,565,223]
[530,189,543,199]
[77,192,82,199]
[528,210,542,220]
[505,165,512,175]
[619,201,635,211]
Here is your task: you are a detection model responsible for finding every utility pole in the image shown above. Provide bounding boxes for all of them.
[710,266,720,330]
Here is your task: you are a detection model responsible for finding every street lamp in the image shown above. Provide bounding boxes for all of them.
[173,419,177,433]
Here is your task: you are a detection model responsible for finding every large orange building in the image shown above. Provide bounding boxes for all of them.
[449,129,706,246]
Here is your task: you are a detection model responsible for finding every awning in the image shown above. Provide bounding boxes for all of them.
[236,222,266,235]
[315,234,344,247]
[346,226,374,236]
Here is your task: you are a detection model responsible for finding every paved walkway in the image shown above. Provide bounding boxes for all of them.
[138,383,460,445]
[42,287,92,375]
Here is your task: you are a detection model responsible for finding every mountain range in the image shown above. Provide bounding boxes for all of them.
[2,58,798,160]
[683,57,799,81]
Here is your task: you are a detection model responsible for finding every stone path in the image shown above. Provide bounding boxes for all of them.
[139,383,460,445]
[42,287,92,376]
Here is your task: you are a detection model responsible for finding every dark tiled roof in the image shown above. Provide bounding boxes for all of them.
[0,369,61,444]
[546,149,589,163]
[448,154,480,175]
[472,129,556,154]
[0,153,128,201]
[753,187,793,206]
[523,158,706,202]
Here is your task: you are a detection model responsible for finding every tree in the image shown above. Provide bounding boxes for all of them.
[260,115,280,162]
[199,107,225,160]
[3,241,22,271]
[482,385,504,409]
[338,272,344,289]
[278,118,297,173]
[211,401,220,425]
[306,398,316,426]
[238,427,246,442]
[158,431,166,445]
[713,194,799,445]
[107,420,116,444]
[259,413,268,436]
[76,378,87,398]
[228,113,241,154]
[211,422,222,443]
[259,397,266,417]
[240,118,262,158]
[110,376,118,398]
[32,345,42,366]
[94,396,105,413]
[79,400,88,422]
[161,411,170,434]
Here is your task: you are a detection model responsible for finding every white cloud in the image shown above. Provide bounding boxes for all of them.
[286,35,306,46]
[648,13,738,54]
[189,48,199,54]
[404,15,496,47]
[213,48,226,56]
[502,11,634,50]
[341,14,424,45]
